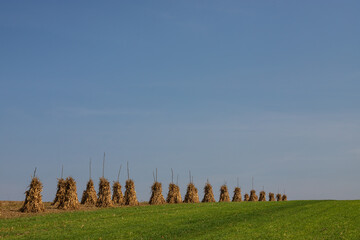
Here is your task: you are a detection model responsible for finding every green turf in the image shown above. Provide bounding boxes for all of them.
[1,200,359,239]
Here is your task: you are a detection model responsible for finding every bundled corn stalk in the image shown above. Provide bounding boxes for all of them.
[268,192,276,201]
[112,181,124,205]
[244,193,249,201]
[219,184,230,202]
[282,194,287,201]
[166,170,182,203]
[259,191,266,201]
[81,179,97,205]
[81,159,97,205]
[96,177,113,207]
[166,183,182,203]
[183,183,199,203]
[149,182,166,205]
[249,190,258,201]
[276,193,282,201]
[112,164,124,205]
[52,178,66,206]
[124,179,139,206]
[202,182,215,203]
[232,187,242,202]
[20,177,45,213]
[58,177,79,210]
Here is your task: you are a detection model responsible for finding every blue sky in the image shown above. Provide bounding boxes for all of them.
[1,1,360,201]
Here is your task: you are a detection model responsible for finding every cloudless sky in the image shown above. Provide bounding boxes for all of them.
[1,1,360,202]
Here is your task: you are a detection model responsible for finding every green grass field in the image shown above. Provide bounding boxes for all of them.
[1,200,359,239]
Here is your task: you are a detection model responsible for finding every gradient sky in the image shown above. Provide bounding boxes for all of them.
[1,1,360,202]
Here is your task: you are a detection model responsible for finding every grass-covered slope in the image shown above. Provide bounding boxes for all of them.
[1,200,359,239]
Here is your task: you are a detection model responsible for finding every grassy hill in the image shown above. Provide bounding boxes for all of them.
[1,200,359,239]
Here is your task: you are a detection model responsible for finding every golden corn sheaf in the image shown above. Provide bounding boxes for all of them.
[124,179,139,206]
[112,181,124,205]
[244,193,250,201]
[269,192,276,201]
[184,183,199,203]
[202,183,216,203]
[232,187,242,202]
[149,182,166,205]
[219,185,230,202]
[249,190,258,202]
[259,191,266,202]
[81,179,97,205]
[96,177,113,207]
[52,178,66,206]
[166,183,182,204]
[58,177,79,210]
[20,177,45,213]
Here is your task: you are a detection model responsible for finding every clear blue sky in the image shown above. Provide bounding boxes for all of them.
[1,1,359,201]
